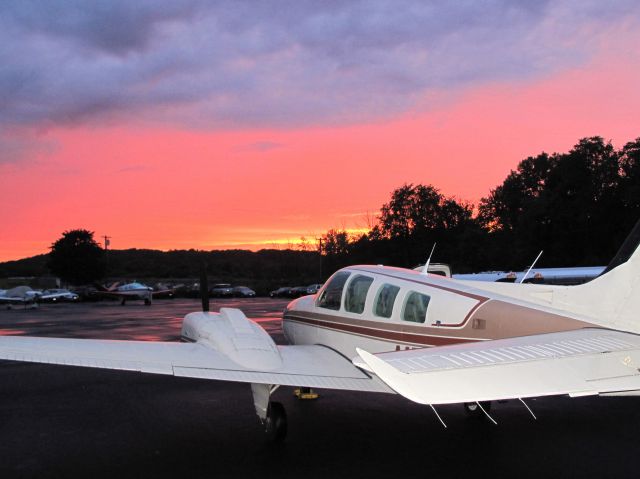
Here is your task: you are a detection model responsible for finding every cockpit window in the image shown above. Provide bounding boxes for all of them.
[344,275,374,314]
[402,291,431,323]
[374,284,400,318]
[317,271,351,310]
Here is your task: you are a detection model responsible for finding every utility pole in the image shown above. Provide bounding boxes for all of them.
[103,235,111,276]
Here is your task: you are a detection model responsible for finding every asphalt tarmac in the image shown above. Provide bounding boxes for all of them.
[1,298,640,479]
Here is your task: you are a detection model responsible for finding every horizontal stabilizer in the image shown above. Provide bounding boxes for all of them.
[355,328,640,404]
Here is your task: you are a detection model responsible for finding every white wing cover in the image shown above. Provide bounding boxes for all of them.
[354,328,640,404]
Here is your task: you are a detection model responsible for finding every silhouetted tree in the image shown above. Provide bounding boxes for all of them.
[478,152,555,233]
[48,229,106,285]
[478,137,629,267]
[321,229,350,256]
[619,138,640,230]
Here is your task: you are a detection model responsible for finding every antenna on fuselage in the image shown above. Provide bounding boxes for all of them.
[421,242,437,275]
[520,250,543,284]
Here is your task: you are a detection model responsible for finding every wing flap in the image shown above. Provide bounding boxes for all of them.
[172,367,386,391]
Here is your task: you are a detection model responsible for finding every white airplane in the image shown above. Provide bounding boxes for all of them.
[96,281,172,305]
[452,266,605,285]
[0,286,40,308]
[0,220,639,441]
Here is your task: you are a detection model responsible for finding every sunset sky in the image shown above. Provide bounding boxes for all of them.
[1,1,639,261]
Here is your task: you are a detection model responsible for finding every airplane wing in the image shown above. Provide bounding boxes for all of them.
[0,335,390,394]
[151,288,174,297]
[38,293,74,301]
[354,328,640,405]
[0,296,32,304]
[96,291,139,297]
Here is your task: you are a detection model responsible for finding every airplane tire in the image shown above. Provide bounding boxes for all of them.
[464,401,491,418]
[144,298,151,306]
[264,401,287,443]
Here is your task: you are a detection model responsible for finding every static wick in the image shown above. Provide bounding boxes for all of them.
[477,402,498,425]
[519,398,537,420]
[430,404,447,429]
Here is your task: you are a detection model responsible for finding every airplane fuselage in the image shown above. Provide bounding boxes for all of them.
[117,289,153,299]
[282,265,590,359]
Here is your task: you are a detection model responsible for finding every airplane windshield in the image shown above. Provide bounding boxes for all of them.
[317,271,350,311]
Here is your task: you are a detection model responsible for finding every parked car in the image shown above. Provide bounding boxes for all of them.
[306,283,324,295]
[288,286,311,298]
[39,288,80,302]
[269,287,291,298]
[210,283,233,297]
[71,286,100,301]
[232,286,256,297]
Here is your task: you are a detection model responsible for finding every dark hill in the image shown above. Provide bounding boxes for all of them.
[0,249,324,294]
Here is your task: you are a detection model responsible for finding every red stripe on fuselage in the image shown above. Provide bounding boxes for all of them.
[284,313,480,347]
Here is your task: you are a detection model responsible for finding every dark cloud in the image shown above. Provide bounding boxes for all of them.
[0,0,637,129]
[3,0,202,55]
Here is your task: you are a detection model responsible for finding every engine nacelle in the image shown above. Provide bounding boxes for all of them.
[181,308,283,370]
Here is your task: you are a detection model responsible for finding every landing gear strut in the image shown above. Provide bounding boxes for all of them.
[251,383,288,442]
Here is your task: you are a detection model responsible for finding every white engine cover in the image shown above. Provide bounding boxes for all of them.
[181,308,283,370]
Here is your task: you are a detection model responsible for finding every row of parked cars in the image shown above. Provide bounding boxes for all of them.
[269,283,323,298]
[209,284,256,298]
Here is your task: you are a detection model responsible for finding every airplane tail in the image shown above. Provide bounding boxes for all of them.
[559,218,640,333]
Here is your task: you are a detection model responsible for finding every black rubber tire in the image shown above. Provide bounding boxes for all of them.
[265,401,287,443]
[464,401,491,418]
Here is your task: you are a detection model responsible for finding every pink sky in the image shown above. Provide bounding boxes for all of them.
[1,4,639,261]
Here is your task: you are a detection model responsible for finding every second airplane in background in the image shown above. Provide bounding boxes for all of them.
[96,282,173,305]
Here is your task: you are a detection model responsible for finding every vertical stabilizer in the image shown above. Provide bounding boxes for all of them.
[558,218,640,333]
[600,218,640,276]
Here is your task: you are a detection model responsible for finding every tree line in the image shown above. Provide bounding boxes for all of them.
[1,136,638,287]
[320,136,640,273]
